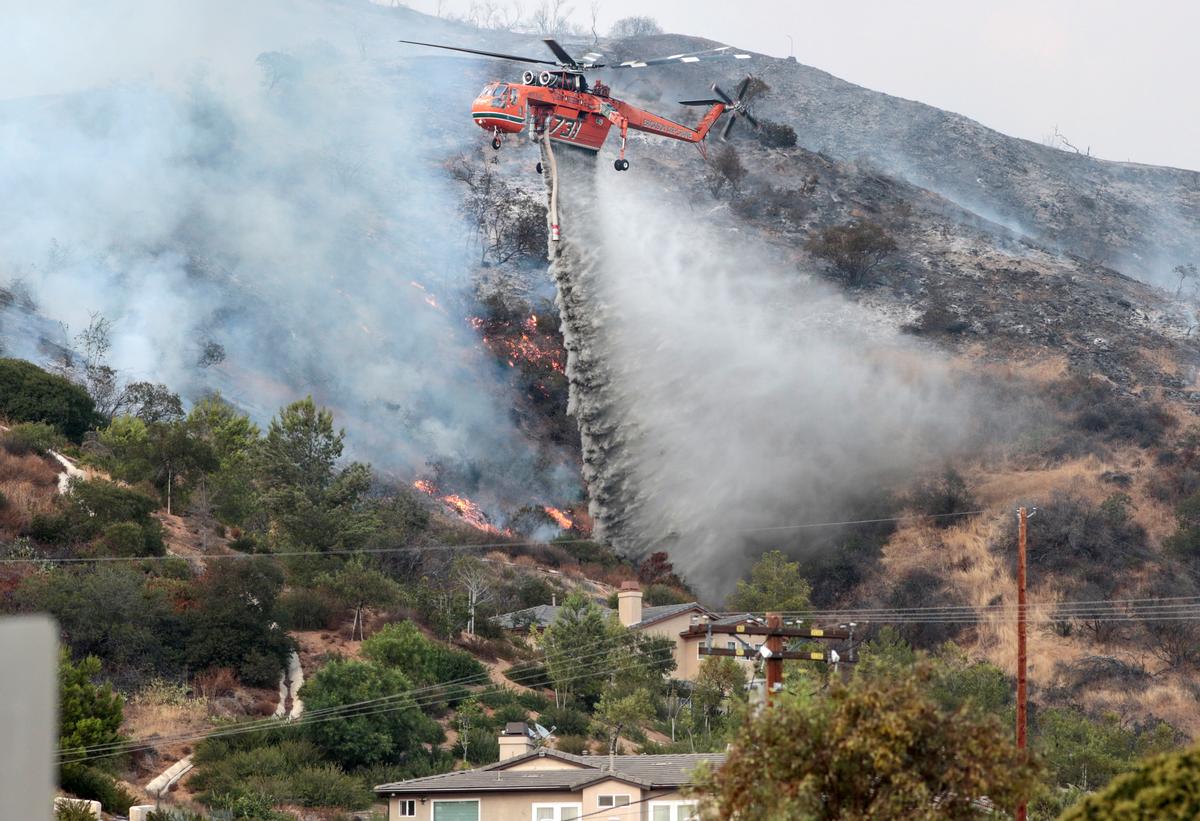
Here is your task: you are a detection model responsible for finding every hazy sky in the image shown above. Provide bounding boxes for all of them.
[407,0,1200,171]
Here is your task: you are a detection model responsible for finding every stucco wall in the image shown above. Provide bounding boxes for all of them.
[387,786,691,821]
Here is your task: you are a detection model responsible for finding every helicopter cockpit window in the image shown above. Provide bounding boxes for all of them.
[491,84,510,107]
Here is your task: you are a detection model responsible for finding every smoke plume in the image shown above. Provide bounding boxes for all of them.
[0,0,579,511]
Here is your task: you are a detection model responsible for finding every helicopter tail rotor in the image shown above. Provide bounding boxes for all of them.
[712,77,763,140]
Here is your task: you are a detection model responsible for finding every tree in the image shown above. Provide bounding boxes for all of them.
[185,557,291,685]
[592,686,653,769]
[58,650,124,762]
[58,650,133,814]
[806,220,898,287]
[317,558,401,640]
[122,382,184,423]
[300,659,442,769]
[1059,744,1200,820]
[704,144,747,198]
[609,15,662,37]
[0,357,99,440]
[696,665,1040,820]
[538,592,619,707]
[1034,707,1175,792]
[726,550,812,613]
[529,0,575,36]
[454,697,484,764]
[254,398,376,552]
[689,657,747,743]
[453,555,493,636]
[186,394,261,525]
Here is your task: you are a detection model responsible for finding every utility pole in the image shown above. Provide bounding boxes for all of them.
[691,614,850,708]
[765,612,783,704]
[1016,506,1029,821]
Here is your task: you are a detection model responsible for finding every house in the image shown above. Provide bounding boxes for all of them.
[494,583,767,682]
[374,723,721,821]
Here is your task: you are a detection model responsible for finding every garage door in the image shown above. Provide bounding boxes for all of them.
[433,800,480,821]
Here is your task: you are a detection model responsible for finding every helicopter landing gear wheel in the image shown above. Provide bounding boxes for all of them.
[491,136,502,151]
[613,158,629,171]
[536,161,543,174]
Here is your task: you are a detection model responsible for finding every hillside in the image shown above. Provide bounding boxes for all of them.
[3,2,1200,819]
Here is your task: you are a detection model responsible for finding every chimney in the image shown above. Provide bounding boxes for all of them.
[499,722,533,760]
[617,581,642,627]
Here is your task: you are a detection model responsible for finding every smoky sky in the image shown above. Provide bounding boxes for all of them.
[0,0,580,513]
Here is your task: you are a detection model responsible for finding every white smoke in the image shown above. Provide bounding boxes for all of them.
[0,0,579,510]
[554,152,975,594]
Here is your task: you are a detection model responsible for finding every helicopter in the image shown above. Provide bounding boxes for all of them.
[399,37,762,171]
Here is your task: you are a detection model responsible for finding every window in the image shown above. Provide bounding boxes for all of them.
[649,801,699,821]
[433,799,480,821]
[533,804,582,821]
[598,795,631,808]
[396,799,416,817]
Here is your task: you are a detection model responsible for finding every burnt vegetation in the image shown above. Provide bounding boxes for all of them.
[805,220,899,287]
[450,154,547,266]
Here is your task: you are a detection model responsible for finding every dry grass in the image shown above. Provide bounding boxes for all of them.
[0,449,60,534]
[0,449,60,485]
[122,686,213,765]
[193,667,238,699]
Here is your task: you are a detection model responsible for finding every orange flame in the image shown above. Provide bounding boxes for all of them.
[544,506,573,530]
[469,313,565,373]
[412,480,507,535]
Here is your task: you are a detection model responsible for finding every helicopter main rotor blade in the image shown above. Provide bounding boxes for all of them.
[711,84,734,105]
[542,38,578,66]
[398,39,559,66]
[734,76,751,100]
[615,45,752,69]
[742,110,761,128]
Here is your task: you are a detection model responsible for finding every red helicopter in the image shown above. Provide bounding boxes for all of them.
[399,37,761,171]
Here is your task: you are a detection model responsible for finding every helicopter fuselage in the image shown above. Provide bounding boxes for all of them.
[471,78,727,155]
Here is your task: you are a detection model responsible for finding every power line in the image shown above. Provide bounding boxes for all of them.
[57,635,675,767]
[57,631,647,761]
[741,510,985,532]
[0,510,992,565]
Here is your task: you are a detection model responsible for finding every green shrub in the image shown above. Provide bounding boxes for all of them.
[2,421,65,454]
[55,801,99,821]
[643,584,690,606]
[60,764,135,814]
[147,809,208,821]
[239,648,285,688]
[493,703,528,725]
[1059,744,1200,819]
[276,588,335,630]
[556,735,589,755]
[538,706,589,737]
[291,763,372,808]
[463,727,500,765]
[360,622,485,687]
[516,690,551,712]
[73,479,158,527]
[0,358,99,440]
[100,521,148,556]
[229,534,260,553]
